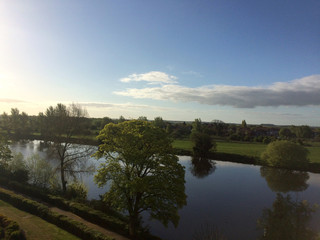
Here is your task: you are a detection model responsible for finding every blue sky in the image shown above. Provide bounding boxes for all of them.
[0,0,319,125]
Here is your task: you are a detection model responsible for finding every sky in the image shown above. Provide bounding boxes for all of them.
[0,0,319,125]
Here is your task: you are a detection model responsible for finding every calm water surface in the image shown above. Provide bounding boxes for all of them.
[10,141,320,240]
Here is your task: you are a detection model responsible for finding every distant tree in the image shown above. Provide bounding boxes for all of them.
[118,115,126,123]
[191,132,216,158]
[100,117,114,130]
[261,140,309,169]
[94,120,187,237]
[171,122,191,138]
[192,118,203,133]
[137,116,148,121]
[241,120,247,128]
[211,120,228,136]
[291,125,313,139]
[153,116,166,129]
[279,128,295,139]
[39,103,95,193]
[0,112,11,135]
[191,119,216,158]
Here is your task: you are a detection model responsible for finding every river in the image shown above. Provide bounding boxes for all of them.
[10,140,320,240]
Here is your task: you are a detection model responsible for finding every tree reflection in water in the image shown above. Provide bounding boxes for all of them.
[257,193,318,240]
[260,166,309,193]
[259,166,318,239]
[190,157,216,179]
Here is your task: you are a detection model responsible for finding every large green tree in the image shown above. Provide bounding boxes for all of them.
[94,120,187,236]
[261,140,309,169]
[39,103,94,193]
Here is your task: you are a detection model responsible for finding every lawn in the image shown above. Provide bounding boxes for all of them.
[0,200,80,240]
[172,139,320,163]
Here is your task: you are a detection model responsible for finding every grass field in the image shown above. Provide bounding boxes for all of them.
[0,200,79,240]
[172,139,320,163]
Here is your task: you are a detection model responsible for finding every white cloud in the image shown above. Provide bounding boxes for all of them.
[115,74,320,108]
[120,71,178,84]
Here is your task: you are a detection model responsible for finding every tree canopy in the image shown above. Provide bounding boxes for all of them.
[261,140,309,169]
[39,103,94,192]
[94,120,187,236]
[191,119,216,158]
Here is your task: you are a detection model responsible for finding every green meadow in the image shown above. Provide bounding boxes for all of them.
[172,139,320,163]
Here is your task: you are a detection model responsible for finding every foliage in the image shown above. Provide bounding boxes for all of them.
[25,154,55,188]
[0,177,129,236]
[241,120,247,128]
[257,193,318,240]
[191,119,216,158]
[260,167,309,193]
[261,140,309,169]
[291,125,314,139]
[190,157,216,178]
[153,116,166,129]
[0,214,26,240]
[279,128,294,140]
[65,182,88,201]
[8,152,29,183]
[0,187,113,240]
[38,103,95,192]
[0,136,12,172]
[191,132,216,158]
[94,120,187,236]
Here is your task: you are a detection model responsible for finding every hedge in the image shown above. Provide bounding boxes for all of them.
[0,213,26,240]
[0,188,114,240]
[0,177,129,235]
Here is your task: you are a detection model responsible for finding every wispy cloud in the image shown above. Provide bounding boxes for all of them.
[0,98,26,103]
[120,71,178,85]
[115,74,320,108]
[181,70,203,78]
[80,102,171,111]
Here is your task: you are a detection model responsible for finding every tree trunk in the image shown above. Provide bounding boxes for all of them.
[128,214,138,237]
[60,161,67,193]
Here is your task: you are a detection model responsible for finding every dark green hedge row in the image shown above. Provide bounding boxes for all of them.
[48,195,129,236]
[0,177,129,236]
[0,214,26,240]
[0,188,114,240]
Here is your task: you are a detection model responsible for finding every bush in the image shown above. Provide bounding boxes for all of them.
[0,214,26,240]
[65,182,88,201]
[261,140,309,169]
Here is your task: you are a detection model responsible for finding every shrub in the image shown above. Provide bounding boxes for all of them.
[65,182,88,201]
[0,214,26,240]
[261,140,309,169]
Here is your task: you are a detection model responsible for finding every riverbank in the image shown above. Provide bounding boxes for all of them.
[9,134,320,174]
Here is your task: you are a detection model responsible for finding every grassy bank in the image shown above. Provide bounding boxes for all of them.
[0,200,80,240]
[172,139,320,163]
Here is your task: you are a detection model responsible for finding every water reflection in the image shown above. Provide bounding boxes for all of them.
[260,166,309,193]
[257,193,318,240]
[190,157,216,178]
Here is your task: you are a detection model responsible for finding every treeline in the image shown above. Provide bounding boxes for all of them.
[0,107,319,144]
